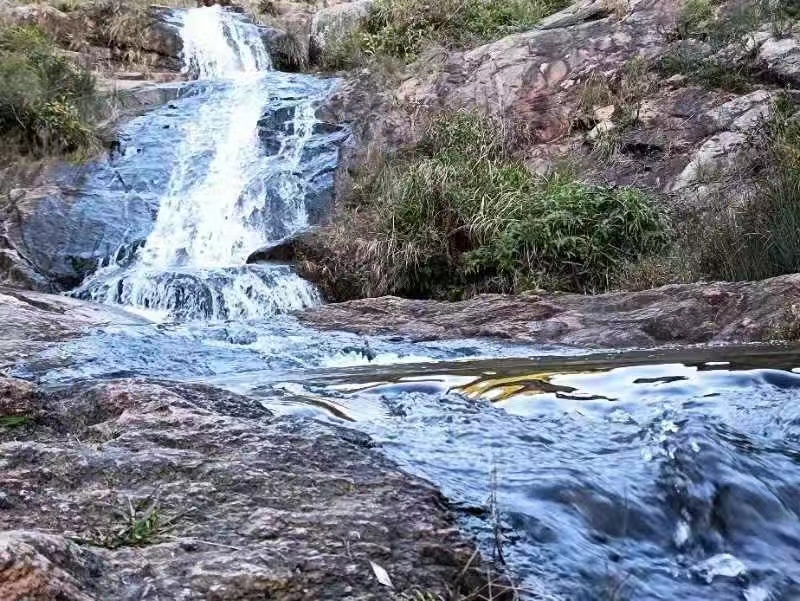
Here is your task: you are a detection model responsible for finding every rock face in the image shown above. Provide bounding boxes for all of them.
[0,377,488,600]
[299,275,800,347]
[0,165,154,291]
[326,0,800,206]
[758,36,800,87]
[0,287,145,372]
[309,0,374,60]
[0,2,184,70]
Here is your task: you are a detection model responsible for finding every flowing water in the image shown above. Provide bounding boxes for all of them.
[12,6,800,601]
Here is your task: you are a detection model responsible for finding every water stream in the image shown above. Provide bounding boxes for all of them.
[12,6,800,601]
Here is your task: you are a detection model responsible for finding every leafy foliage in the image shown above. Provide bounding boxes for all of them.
[300,112,668,300]
[82,495,178,549]
[0,24,98,157]
[465,177,667,293]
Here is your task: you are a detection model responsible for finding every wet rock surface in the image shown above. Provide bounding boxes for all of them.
[299,274,800,347]
[0,376,487,600]
[0,287,145,372]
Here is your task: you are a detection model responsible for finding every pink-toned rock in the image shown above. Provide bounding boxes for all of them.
[299,275,800,348]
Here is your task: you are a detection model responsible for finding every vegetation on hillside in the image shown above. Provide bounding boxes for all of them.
[298,112,669,301]
[610,93,800,290]
[689,93,800,281]
[0,24,98,157]
[659,0,799,92]
[321,0,570,69]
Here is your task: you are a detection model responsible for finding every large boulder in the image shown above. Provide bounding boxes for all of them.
[0,376,492,599]
[309,0,374,62]
[0,175,155,291]
[758,35,800,87]
[298,274,800,347]
[395,0,682,139]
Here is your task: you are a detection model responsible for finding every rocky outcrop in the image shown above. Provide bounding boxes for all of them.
[758,35,800,86]
[0,376,489,600]
[0,287,144,371]
[299,274,800,347]
[324,0,800,205]
[309,0,373,60]
[0,1,184,71]
[0,170,151,291]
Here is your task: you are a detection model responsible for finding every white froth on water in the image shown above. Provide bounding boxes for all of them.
[75,6,326,321]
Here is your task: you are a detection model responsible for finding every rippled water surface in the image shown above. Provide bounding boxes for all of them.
[12,6,800,601]
[260,348,800,601]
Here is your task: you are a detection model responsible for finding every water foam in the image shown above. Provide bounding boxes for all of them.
[74,5,328,321]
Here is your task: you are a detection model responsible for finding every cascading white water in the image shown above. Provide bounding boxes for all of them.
[180,5,271,77]
[74,5,338,321]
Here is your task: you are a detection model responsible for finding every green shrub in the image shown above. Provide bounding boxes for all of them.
[465,177,668,292]
[675,0,714,40]
[299,112,669,300]
[690,94,800,281]
[0,24,98,157]
[660,0,772,92]
[321,0,569,67]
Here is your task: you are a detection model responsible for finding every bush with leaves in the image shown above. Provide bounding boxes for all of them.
[0,24,98,157]
[299,112,669,300]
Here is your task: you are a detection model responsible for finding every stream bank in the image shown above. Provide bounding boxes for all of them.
[3,1,800,600]
[0,376,493,601]
[298,274,800,347]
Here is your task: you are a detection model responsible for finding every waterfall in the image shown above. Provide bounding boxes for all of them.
[180,5,272,77]
[73,5,343,322]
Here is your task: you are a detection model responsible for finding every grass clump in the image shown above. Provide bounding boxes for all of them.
[321,0,569,68]
[690,93,800,281]
[660,0,796,91]
[82,495,177,549]
[78,0,157,64]
[299,112,668,300]
[0,24,98,157]
[464,177,668,293]
[0,415,34,429]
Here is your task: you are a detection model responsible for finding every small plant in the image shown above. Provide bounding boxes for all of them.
[82,495,178,549]
[675,0,714,40]
[0,415,34,429]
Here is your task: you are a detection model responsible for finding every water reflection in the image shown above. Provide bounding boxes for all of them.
[253,346,800,600]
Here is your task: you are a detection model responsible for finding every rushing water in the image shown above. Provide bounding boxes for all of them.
[73,6,339,320]
[11,6,800,601]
